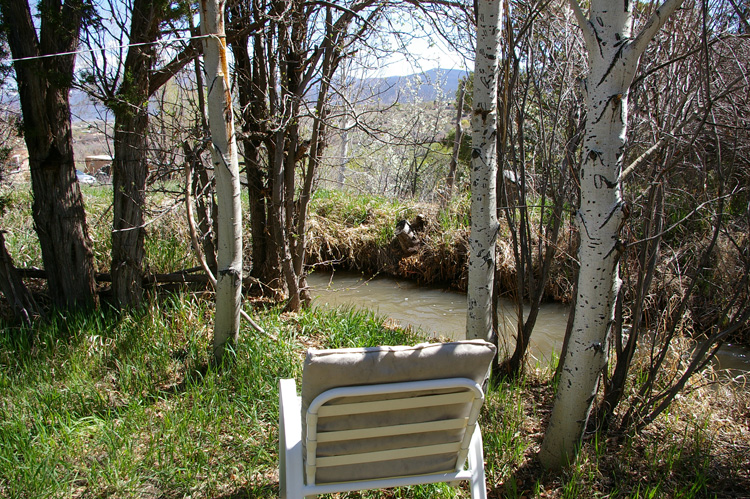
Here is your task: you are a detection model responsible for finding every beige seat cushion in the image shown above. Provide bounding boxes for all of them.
[300,340,496,484]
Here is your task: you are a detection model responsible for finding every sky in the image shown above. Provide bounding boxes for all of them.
[376,36,471,78]
[1,0,474,96]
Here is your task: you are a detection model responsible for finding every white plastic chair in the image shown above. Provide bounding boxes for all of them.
[278,341,494,498]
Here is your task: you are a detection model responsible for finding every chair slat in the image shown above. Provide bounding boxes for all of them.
[316,417,469,443]
[316,442,462,468]
[317,391,475,418]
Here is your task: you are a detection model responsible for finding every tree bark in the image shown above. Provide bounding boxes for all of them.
[446,79,465,200]
[466,0,504,342]
[110,0,166,308]
[540,0,685,469]
[231,26,281,290]
[0,0,97,309]
[0,232,39,325]
[200,0,243,362]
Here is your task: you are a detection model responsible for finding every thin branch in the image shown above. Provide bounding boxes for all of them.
[629,0,686,59]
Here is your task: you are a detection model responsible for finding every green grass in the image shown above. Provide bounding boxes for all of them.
[0,183,746,498]
[3,298,742,498]
[437,192,471,233]
[0,189,40,268]
[0,300,476,498]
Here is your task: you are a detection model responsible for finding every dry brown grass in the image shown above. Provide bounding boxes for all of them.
[306,195,577,303]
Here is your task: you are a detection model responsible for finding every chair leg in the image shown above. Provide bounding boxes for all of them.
[279,379,305,499]
[468,426,487,499]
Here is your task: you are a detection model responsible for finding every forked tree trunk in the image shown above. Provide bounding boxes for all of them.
[466,0,504,342]
[200,0,243,362]
[539,0,684,469]
[1,0,97,309]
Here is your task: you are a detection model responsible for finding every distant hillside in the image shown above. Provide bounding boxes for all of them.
[0,67,468,124]
[70,90,111,122]
[348,68,468,105]
[1,88,110,123]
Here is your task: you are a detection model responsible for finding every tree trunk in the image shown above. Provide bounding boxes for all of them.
[446,79,465,201]
[231,28,281,291]
[540,0,684,469]
[0,232,39,325]
[188,36,218,274]
[271,130,302,312]
[110,0,164,308]
[111,108,148,307]
[200,0,243,362]
[466,0,504,342]
[1,0,97,309]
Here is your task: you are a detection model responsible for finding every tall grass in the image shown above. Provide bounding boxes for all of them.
[0,189,40,268]
[0,183,196,274]
[0,300,470,498]
[3,298,741,498]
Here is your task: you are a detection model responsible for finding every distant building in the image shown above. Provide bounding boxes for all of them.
[84,155,113,174]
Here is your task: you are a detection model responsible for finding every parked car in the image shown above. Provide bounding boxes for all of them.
[76,170,98,185]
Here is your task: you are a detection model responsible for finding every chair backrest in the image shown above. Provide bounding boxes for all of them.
[300,340,496,485]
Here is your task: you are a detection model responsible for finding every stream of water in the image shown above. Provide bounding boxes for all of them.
[307,271,750,374]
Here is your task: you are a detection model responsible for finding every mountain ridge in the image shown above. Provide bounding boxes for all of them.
[0,67,469,123]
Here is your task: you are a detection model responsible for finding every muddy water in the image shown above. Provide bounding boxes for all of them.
[307,271,750,374]
[308,271,568,364]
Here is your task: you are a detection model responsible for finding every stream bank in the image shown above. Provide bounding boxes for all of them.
[305,190,750,350]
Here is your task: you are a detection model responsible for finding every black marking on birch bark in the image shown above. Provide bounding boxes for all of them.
[588,149,602,163]
[208,76,220,98]
[604,238,626,261]
[594,174,616,189]
[598,42,629,86]
[586,342,605,354]
[591,22,604,58]
[578,210,593,239]
[219,268,241,282]
[212,143,235,174]
[600,202,622,230]
[593,92,624,125]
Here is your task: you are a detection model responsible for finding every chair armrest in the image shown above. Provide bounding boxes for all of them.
[279,378,304,498]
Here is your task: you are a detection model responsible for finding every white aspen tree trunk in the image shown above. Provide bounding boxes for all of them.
[199,0,243,362]
[466,0,504,342]
[540,0,684,469]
